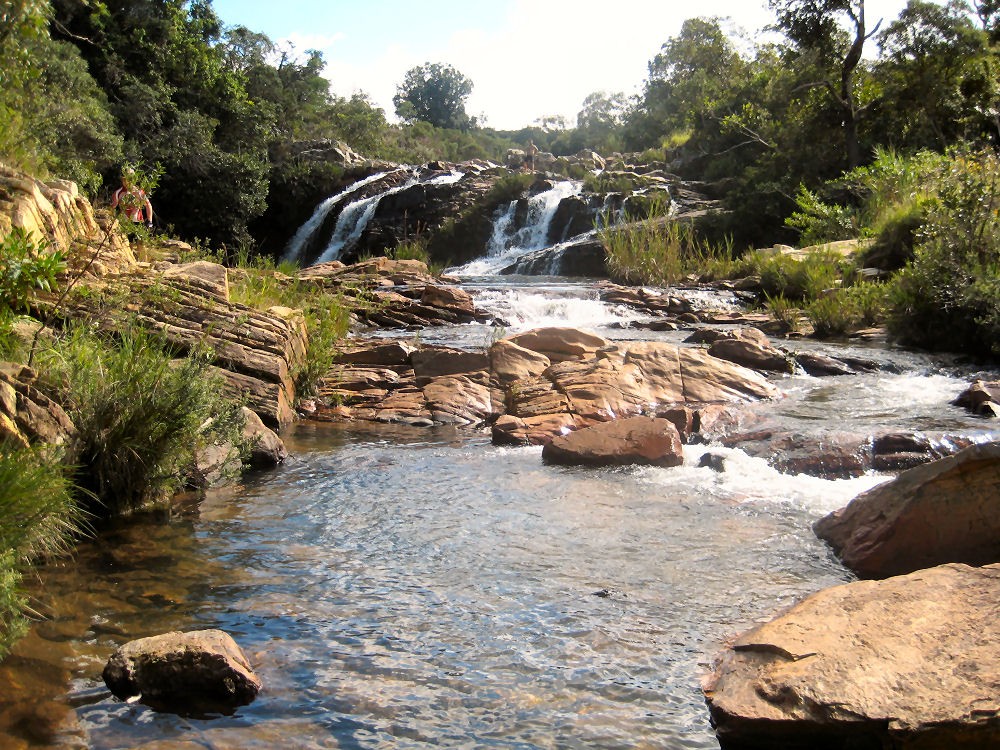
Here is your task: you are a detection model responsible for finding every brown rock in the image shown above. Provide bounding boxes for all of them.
[489,339,551,385]
[705,563,1000,750]
[241,406,288,468]
[335,341,415,367]
[953,380,1000,417]
[420,284,475,316]
[542,416,684,467]
[422,374,498,426]
[0,363,76,452]
[102,629,261,711]
[794,351,856,376]
[410,347,489,387]
[708,328,791,373]
[160,261,229,303]
[505,327,609,362]
[814,441,1000,578]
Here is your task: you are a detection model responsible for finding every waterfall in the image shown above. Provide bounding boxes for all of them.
[281,171,395,264]
[312,169,465,265]
[452,180,582,276]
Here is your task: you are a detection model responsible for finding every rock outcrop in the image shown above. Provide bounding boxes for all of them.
[0,363,76,452]
[45,260,308,427]
[103,629,261,711]
[316,327,780,442]
[813,441,1000,578]
[541,416,684,467]
[705,563,1000,749]
[0,163,134,275]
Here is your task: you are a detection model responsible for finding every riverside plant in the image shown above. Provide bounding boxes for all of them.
[0,449,81,659]
[35,325,245,516]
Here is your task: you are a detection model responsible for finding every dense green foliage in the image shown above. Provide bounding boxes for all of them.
[394,62,475,130]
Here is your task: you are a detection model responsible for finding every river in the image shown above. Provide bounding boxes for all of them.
[1,273,996,749]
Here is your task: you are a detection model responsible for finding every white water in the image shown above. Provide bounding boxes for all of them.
[473,286,646,332]
[451,181,583,276]
[313,170,465,265]
[281,171,394,264]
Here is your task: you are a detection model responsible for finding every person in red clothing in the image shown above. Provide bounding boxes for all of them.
[110,167,154,228]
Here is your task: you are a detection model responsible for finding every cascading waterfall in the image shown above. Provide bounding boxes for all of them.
[454,180,583,276]
[312,169,465,265]
[281,170,396,264]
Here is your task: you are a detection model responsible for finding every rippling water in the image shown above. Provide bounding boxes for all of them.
[2,279,997,749]
[1,421,897,749]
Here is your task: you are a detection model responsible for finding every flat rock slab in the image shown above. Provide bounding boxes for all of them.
[705,563,1000,749]
[103,629,261,713]
[814,442,1000,578]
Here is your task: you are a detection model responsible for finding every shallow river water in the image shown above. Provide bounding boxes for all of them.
[1,279,996,750]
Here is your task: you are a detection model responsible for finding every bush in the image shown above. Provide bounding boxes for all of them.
[0,450,81,658]
[886,149,1000,355]
[36,326,243,515]
[757,250,847,302]
[0,228,66,315]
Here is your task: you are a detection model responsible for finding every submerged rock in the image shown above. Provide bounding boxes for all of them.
[705,563,1000,749]
[814,441,1000,578]
[542,416,684,467]
[103,630,261,713]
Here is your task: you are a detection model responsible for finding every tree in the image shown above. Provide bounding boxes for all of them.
[769,0,882,168]
[393,62,474,130]
[875,0,994,149]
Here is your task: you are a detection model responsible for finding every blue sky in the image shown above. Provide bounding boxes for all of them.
[211,0,913,130]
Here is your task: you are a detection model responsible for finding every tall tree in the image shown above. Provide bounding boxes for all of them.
[770,0,881,168]
[393,62,474,130]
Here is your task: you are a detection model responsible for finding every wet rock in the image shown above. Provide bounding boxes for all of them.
[241,407,288,468]
[102,629,261,712]
[814,441,1000,578]
[542,416,684,468]
[708,336,792,374]
[954,380,1000,418]
[725,430,870,478]
[704,562,1000,750]
[698,452,727,472]
[793,351,856,376]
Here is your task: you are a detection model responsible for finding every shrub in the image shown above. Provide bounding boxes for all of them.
[765,293,800,332]
[806,292,858,338]
[0,228,66,315]
[886,149,1000,355]
[786,186,859,245]
[35,326,243,515]
[0,450,81,658]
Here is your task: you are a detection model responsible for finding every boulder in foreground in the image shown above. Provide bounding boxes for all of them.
[542,416,684,467]
[814,441,1000,578]
[705,563,1000,749]
[103,629,261,713]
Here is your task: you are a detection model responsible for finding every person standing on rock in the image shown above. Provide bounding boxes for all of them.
[525,141,539,172]
[111,167,154,230]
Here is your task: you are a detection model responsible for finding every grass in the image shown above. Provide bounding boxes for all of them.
[34,325,245,516]
[0,449,82,659]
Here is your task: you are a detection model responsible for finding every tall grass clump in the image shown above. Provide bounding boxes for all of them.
[0,450,81,658]
[886,148,1000,355]
[35,326,243,515]
[600,198,736,285]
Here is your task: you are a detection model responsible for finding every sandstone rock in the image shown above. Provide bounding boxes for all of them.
[0,363,76,453]
[703,328,791,374]
[489,339,551,385]
[505,327,610,362]
[103,629,261,711]
[420,284,475,317]
[411,347,489,387]
[335,341,415,367]
[705,563,1000,750]
[241,406,288,468]
[542,416,684,467]
[954,380,1000,418]
[422,374,499,426]
[160,261,230,303]
[814,441,1000,578]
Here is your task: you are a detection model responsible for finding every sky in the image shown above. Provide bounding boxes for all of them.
[210,0,915,131]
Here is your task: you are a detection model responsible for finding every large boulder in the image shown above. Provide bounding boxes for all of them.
[704,563,1000,750]
[813,441,1000,578]
[102,630,261,712]
[953,380,1000,418]
[706,328,792,374]
[542,416,684,467]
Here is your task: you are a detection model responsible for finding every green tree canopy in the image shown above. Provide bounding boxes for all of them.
[393,62,474,130]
